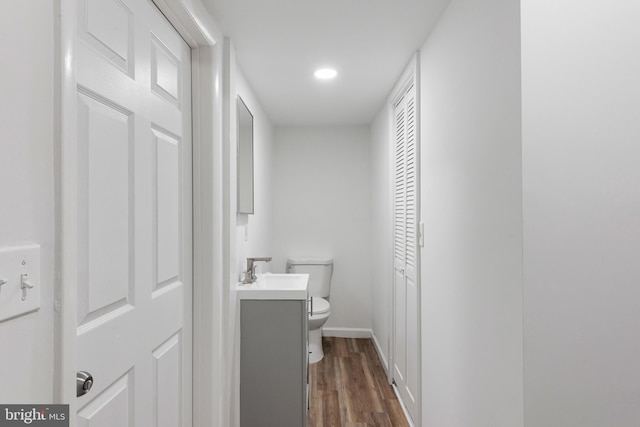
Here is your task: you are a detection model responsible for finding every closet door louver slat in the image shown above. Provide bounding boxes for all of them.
[405,94,417,270]
[394,102,406,263]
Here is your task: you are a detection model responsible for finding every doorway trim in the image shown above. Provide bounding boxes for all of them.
[56,1,227,426]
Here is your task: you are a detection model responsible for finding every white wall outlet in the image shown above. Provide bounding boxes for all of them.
[0,244,41,322]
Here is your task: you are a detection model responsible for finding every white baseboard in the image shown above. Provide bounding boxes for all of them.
[371,332,389,373]
[321,327,372,339]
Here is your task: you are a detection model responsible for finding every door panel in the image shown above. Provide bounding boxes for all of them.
[80,0,134,75]
[151,37,182,106]
[76,90,134,326]
[393,81,419,423]
[394,268,406,383]
[77,373,132,427]
[154,127,181,289]
[153,333,182,427]
[75,0,192,424]
[406,274,418,408]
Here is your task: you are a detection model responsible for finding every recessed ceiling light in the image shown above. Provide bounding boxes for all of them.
[314,68,338,80]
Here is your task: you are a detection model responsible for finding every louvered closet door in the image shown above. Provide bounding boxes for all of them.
[393,82,419,423]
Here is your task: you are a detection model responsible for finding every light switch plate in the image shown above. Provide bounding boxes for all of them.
[0,244,41,322]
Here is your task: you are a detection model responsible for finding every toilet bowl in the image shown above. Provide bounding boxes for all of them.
[308,297,330,363]
[287,257,333,364]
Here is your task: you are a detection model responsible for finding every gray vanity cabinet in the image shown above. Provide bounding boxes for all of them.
[240,298,308,427]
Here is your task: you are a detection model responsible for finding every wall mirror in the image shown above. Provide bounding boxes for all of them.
[237,96,254,214]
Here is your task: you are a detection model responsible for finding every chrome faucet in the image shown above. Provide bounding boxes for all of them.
[242,257,272,283]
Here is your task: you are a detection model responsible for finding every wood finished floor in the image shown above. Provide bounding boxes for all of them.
[307,337,409,427]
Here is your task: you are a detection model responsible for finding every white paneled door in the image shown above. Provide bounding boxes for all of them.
[393,80,419,424]
[74,0,192,425]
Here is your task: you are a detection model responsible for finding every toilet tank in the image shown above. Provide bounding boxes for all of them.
[286,257,333,298]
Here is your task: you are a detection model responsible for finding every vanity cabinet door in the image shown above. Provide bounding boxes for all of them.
[240,299,308,427]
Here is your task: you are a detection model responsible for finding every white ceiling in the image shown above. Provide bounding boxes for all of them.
[202,0,451,126]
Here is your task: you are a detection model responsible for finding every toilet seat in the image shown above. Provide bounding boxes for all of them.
[309,297,330,315]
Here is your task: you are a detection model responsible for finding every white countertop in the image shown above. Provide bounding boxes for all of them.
[235,273,309,300]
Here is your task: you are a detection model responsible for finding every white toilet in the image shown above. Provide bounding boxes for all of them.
[286,257,333,364]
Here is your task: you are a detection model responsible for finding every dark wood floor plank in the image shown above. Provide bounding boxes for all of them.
[346,337,361,353]
[364,412,394,427]
[308,337,409,427]
[331,336,350,357]
[354,353,385,414]
[382,397,410,427]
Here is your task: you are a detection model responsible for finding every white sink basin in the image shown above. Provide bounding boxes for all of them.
[236,273,309,300]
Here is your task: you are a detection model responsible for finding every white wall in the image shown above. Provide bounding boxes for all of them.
[272,126,372,333]
[418,0,523,425]
[0,0,55,403]
[370,106,392,367]
[522,1,640,425]
[234,69,275,278]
